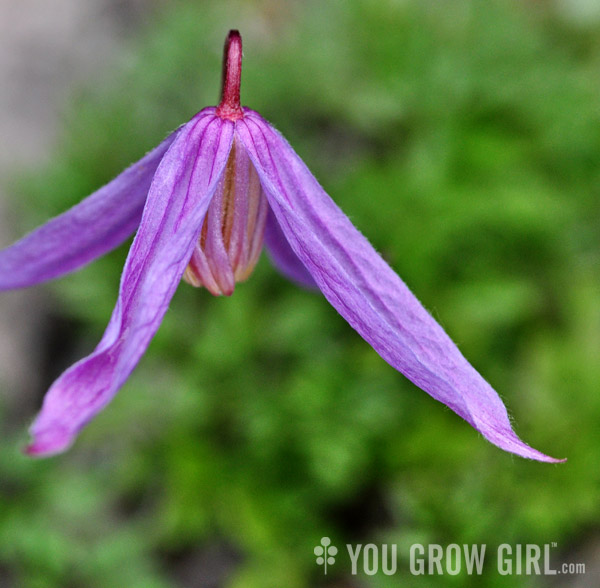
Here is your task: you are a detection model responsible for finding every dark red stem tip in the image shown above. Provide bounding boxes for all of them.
[216,30,244,121]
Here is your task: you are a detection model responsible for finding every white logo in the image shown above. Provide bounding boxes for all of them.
[311,539,586,577]
[314,537,338,574]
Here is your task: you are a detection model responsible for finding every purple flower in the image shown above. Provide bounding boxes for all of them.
[0,31,562,462]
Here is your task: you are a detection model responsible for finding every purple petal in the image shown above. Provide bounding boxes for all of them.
[237,111,564,463]
[264,208,317,289]
[27,110,234,456]
[0,130,181,291]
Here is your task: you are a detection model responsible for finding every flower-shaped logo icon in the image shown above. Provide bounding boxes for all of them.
[314,537,338,574]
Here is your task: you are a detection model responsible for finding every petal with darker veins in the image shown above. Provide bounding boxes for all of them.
[237,111,563,463]
[27,112,234,456]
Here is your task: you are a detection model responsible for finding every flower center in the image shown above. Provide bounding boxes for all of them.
[183,139,268,296]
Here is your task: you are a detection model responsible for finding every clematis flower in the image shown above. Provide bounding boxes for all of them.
[0,31,562,462]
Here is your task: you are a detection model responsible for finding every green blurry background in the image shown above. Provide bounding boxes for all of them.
[1,0,599,586]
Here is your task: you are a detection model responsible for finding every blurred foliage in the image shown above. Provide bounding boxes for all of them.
[1,0,600,586]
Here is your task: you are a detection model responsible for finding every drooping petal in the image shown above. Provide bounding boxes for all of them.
[238,111,563,463]
[0,130,180,291]
[27,110,234,456]
[263,208,317,289]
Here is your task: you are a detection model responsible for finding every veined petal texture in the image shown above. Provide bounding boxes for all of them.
[238,111,562,463]
[27,111,234,456]
[0,130,179,291]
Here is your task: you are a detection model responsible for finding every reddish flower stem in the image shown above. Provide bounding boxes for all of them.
[216,30,244,120]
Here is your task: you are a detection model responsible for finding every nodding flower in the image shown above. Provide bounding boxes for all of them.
[0,31,563,462]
